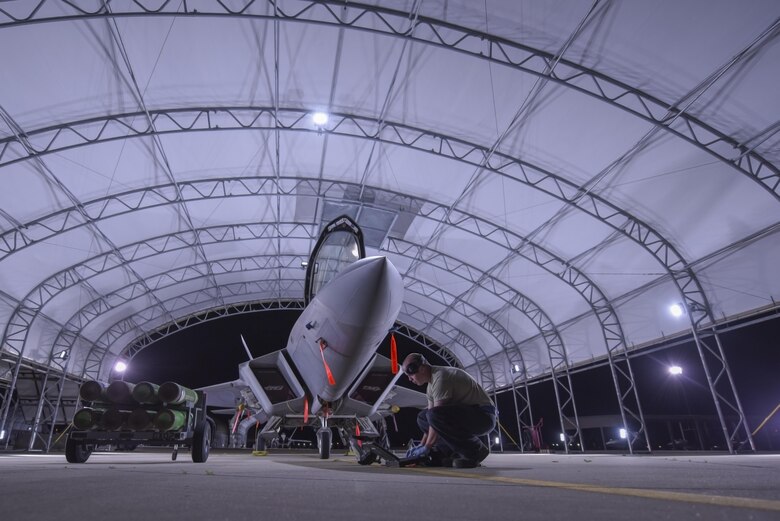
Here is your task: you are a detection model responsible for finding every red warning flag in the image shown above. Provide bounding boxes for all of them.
[319,340,337,386]
[232,405,244,434]
[390,333,398,374]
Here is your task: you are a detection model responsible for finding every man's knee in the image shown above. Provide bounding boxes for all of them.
[428,405,493,435]
[416,408,431,431]
[427,406,460,432]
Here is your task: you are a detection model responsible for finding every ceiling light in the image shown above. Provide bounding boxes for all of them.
[669,303,684,318]
[619,428,627,439]
[114,361,128,373]
[312,112,329,126]
[668,365,683,375]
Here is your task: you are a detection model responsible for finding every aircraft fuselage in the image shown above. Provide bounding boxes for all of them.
[286,256,403,412]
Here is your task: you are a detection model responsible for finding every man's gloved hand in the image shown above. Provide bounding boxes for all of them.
[406,444,430,459]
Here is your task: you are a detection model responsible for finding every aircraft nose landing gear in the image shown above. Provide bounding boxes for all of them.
[317,416,331,459]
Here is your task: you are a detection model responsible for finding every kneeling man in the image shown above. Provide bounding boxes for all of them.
[403,353,496,468]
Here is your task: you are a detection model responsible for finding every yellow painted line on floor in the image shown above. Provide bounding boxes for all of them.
[411,468,780,512]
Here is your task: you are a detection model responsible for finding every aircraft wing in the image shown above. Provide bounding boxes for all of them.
[377,384,428,410]
[198,379,246,409]
[332,353,429,421]
[199,348,307,417]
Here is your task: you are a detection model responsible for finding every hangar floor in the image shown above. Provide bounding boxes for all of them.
[1,449,778,520]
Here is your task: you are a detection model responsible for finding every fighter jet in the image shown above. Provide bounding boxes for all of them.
[201,215,427,462]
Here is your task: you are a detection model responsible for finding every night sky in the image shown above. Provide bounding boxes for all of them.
[125,309,780,451]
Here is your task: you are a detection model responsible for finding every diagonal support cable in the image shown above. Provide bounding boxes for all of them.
[100,1,226,309]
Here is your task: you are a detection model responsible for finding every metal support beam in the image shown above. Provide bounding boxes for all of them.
[1,175,645,446]
[387,237,580,450]
[0,114,733,451]
[1,1,775,199]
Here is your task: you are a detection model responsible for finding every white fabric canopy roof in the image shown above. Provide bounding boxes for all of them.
[1,0,778,390]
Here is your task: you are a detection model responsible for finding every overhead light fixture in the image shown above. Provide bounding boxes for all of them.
[55,349,68,360]
[494,436,500,445]
[511,364,521,374]
[559,433,565,442]
[312,112,329,126]
[669,303,684,318]
[114,361,128,373]
[668,365,683,375]
[619,428,627,439]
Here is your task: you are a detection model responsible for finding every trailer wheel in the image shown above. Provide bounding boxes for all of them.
[192,421,210,463]
[65,436,92,463]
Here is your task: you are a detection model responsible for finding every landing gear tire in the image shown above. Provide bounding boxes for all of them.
[65,437,92,463]
[318,428,331,459]
[192,421,210,463]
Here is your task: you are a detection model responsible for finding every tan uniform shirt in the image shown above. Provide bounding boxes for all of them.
[426,366,493,407]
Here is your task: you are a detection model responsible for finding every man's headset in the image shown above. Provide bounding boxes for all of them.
[404,354,428,376]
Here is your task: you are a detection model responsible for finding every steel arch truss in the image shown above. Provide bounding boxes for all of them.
[399,303,485,370]
[0,109,746,452]
[85,276,304,380]
[75,263,306,380]
[2,222,315,354]
[409,199,650,452]
[2,107,752,449]
[124,299,306,361]
[0,1,776,198]
[0,223,314,433]
[0,3,759,453]
[392,323,460,369]
[1,174,647,450]
[0,351,82,451]
[399,301,493,386]
[24,353,80,451]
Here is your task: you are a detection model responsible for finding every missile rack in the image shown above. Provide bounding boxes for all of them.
[66,380,211,463]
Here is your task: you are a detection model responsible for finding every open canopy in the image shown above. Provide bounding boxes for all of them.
[0,1,778,395]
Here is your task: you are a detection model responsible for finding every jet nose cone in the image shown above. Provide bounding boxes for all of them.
[317,256,403,326]
[358,256,394,284]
